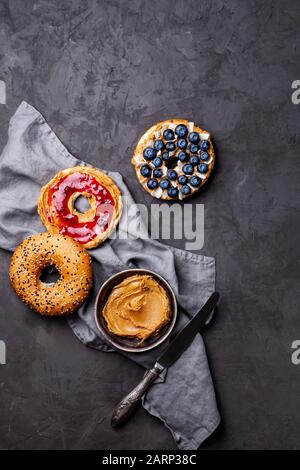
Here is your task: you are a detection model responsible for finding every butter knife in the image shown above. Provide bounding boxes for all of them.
[111,291,219,428]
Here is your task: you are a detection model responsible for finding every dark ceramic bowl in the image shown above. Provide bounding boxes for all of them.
[94,268,177,353]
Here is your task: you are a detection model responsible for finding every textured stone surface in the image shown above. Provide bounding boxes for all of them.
[0,0,300,450]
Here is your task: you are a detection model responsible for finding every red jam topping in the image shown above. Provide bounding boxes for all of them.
[47,171,115,244]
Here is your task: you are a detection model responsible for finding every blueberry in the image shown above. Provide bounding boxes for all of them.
[201,151,209,161]
[167,169,177,180]
[189,132,200,144]
[190,176,201,187]
[178,151,189,162]
[166,142,176,152]
[183,164,194,175]
[159,178,171,189]
[153,157,162,167]
[189,143,200,154]
[181,185,191,195]
[143,147,156,160]
[162,151,170,161]
[168,187,179,198]
[178,175,188,185]
[153,168,163,178]
[140,164,152,178]
[189,155,200,166]
[147,178,159,190]
[163,129,175,141]
[175,124,188,137]
[200,140,210,151]
[177,138,188,150]
[154,139,165,151]
[198,163,208,173]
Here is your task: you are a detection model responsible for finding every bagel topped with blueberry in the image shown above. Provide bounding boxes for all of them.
[131,119,215,200]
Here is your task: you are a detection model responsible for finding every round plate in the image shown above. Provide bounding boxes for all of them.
[94,268,177,353]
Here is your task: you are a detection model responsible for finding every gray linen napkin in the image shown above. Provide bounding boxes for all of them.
[0,101,220,450]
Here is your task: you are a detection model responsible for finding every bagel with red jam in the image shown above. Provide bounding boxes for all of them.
[38,166,122,249]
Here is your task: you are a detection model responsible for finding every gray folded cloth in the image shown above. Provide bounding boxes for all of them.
[0,101,220,450]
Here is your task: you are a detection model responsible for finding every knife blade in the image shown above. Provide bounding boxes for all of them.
[111,291,219,428]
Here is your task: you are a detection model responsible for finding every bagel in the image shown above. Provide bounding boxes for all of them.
[38,166,123,249]
[131,119,215,200]
[9,232,93,316]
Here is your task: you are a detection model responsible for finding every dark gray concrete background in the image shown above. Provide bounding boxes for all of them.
[0,0,300,450]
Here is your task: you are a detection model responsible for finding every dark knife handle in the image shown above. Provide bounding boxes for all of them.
[111,365,161,428]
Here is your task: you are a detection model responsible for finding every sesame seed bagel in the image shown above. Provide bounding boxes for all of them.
[131,119,215,200]
[9,232,93,316]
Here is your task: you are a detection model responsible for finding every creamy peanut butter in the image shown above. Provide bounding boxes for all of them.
[103,274,171,341]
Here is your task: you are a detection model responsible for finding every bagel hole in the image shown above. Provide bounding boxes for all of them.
[40,265,60,285]
[166,158,178,170]
[74,195,91,214]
